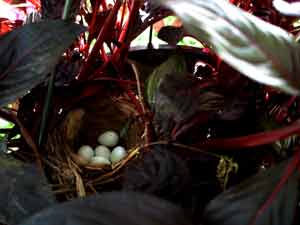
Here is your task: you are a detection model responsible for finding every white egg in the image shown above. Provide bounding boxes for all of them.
[89,156,111,166]
[78,145,94,161]
[95,145,111,159]
[110,146,127,164]
[98,130,119,147]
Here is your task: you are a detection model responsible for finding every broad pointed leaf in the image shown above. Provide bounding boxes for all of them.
[155,0,300,95]
[0,20,86,107]
[153,72,223,136]
[21,191,190,225]
[273,0,300,16]
[203,154,300,225]
[0,154,55,225]
[123,146,190,202]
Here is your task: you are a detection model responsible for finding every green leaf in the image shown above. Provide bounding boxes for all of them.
[146,54,187,108]
[155,0,300,95]
[0,20,86,107]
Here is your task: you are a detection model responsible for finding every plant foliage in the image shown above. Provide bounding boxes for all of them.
[0,20,85,107]
[155,0,300,95]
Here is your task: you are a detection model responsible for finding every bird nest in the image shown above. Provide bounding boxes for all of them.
[45,92,145,200]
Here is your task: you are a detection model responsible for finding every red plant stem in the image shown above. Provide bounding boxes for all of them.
[119,0,127,32]
[89,61,109,79]
[286,96,297,108]
[87,1,134,78]
[126,89,144,115]
[88,40,128,80]
[89,4,170,77]
[92,77,139,86]
[195,119,300,150]
[117,0,138,44]
[78,0,122,79]
[100,45,109,62]
[109,0,140,64]
[249,149,300,225]
[127,1,142,44]
[100,0,107,11]
[85,0,100,56]
[105,0,139,72]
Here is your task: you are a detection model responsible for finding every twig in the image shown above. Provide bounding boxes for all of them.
[125,89,144,115]
[128,59,150,144]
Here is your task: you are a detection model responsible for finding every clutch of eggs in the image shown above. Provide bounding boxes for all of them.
[76,130,127,167]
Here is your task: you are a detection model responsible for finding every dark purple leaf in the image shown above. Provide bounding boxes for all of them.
[0,20,86,107]
[153,72,223,136]
[203,155,300,225]
[21,191,191,225]
[0,154,55,225]
[155,0,300,95]
[123,146,191,202]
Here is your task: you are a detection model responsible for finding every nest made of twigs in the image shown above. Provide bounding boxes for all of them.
[45,91,145,200]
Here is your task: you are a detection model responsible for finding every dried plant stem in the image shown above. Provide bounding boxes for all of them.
[128,59,150,144]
